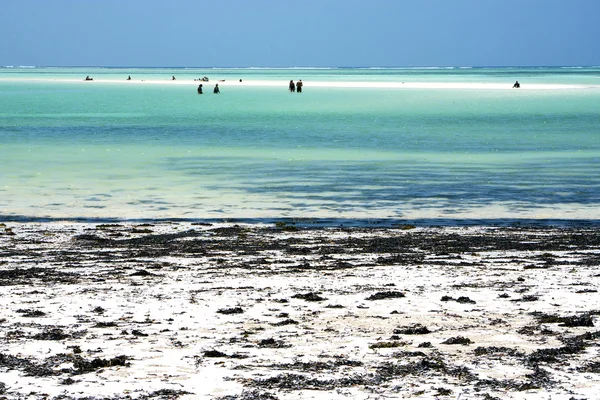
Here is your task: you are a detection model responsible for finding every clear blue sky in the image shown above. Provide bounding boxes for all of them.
[2,0,599,67]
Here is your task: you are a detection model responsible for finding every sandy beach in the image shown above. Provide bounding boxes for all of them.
[1,221,599,399]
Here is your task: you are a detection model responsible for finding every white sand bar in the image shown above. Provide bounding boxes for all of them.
[2,76,598,90]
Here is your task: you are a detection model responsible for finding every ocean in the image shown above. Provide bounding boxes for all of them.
[1,66,599,226]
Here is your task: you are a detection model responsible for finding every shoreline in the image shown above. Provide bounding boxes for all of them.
[1,221,599,399]
[2,216,600,229]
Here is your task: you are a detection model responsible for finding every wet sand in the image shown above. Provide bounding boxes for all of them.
[1,222,599,399]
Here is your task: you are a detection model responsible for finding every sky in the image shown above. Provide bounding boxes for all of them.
[2,0,600,68]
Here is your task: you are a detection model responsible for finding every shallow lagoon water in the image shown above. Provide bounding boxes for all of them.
[1,67,599,224]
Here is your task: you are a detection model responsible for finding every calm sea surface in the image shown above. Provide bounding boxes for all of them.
[1,67,599,226]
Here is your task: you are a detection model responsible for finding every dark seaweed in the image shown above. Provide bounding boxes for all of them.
[32,328,72,341]
[532,312,595,327]
[365,291,405,301]
[217,307,245,315]
[203,350,228,358]
[16,308,46,317]
[72,355,130,374]
[393,324,431,335]
[440,295,476,304]
[473,346,522,357]
[291,292,327,302]
[216,389,279,400]
[441,336,472,345]
[258,338,290,348]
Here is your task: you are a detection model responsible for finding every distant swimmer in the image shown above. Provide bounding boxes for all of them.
[213,83,220,94]
[296,79,303,93]
[289,80,295,92]
[197,84,203,94]
[513,80,521,88]
[84,76,93,81]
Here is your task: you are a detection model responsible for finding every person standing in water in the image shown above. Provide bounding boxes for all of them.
[296,80,303,93]
[197,84,203,94]
[213,84,220,94]
[289,80,295,92]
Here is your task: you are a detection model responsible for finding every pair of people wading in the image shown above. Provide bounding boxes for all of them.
[289,79,303,93]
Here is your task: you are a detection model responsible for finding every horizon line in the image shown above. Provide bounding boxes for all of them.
[2,65,600,70]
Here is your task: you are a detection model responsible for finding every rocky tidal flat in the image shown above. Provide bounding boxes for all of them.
[0,222,599,399]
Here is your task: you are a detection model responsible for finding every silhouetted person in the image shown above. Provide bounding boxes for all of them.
[296,80,303,93]
[213,84,220,94]
[197,84,203,94]
[289,80,295,92]
[127,76,131,80]
[513,80,520,88]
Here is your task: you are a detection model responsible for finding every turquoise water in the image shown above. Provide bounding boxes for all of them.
[1,67,599,224]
